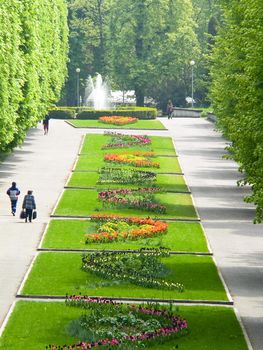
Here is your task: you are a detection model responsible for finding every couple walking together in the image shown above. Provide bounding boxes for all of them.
[7,182,36,222]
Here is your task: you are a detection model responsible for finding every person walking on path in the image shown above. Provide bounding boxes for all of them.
[166,100,174,119]
[22,190,36,223]
[6,182,20,216]
[43,115,50,135]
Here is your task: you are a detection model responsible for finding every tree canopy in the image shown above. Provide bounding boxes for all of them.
[0,0,68,152]
[210,0,263,222]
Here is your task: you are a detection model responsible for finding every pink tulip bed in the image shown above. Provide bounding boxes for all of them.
[49,296,188,349]
[98,187,166,214]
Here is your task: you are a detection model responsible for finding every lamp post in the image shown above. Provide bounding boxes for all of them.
[190,60,195,108]
[76,68,80,107]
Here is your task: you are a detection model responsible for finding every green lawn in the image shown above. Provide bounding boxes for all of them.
[68,172,188,192]
[0,301,247,350]
[68,119,167,130]
[80,134,177,156]
[41,220,209,252]
[21,252,228,301]
[54,189,198,220]
[75,154,182,173]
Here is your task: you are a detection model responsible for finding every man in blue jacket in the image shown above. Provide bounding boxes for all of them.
[6,182,21,216]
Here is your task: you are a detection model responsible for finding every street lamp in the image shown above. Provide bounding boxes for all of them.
[190,60,195,108]
[76,68,80,107]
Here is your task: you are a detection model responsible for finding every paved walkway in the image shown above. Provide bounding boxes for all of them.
[0,118,262,349]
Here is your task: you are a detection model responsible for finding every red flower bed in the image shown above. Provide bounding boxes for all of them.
[99,116,138,125]
[86,215,168,243]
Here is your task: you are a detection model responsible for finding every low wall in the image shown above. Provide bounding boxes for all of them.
[171,108,201,118]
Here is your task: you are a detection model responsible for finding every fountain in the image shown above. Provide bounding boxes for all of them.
[83,74,111,109]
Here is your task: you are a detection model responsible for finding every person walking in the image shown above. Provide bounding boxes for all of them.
[6,182,20,216]
[166,100,174,119]
[43,115,50,135]
[22,190,36,223]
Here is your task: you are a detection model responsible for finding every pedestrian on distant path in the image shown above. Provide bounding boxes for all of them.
[43,115,50,135]
[6,182,20,216]
[166,100,173,119]
[22,190,36,223]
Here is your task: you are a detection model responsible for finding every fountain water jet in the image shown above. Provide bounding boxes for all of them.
[84,74,111,109]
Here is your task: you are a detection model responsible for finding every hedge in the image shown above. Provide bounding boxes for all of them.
[48,109,75,119]
[76,107,157,120]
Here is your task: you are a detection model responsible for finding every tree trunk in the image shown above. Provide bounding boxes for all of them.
[135,87,144,106]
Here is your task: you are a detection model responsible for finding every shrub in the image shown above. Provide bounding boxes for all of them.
[76,107,157,120]
[48,108,75,119]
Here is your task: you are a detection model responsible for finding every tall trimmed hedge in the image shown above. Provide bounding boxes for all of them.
[0,0,68,152]
[76,107,157,120]
[210,0,263,222]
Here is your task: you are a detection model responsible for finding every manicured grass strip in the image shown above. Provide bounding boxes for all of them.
[21,252,228,301]
[68,119,167,130]
[54,189,198,220]
[0,301,247,350]
[80,134,177,156]
[41,220,209,252]
[67,172,189,192]
[41,219,208,252]
[75,154,182,173]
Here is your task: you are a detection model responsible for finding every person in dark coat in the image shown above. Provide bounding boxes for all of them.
[22,190,36,223]
[43,115,50,135]
[6,182,21,216]
[166,100,174,119]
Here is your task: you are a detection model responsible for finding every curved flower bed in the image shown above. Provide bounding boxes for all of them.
[99,116,138,125]
[98,187,166,213]
[82,249,184,291]
[98,167,157,184]
[86,215,168,243]
[102,132,151,149]
[50,296,188,349]
[104,151,160,168]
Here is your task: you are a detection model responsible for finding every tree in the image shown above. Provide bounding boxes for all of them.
[210,0,263,222]
[64,0,109,105]
[107,0,199,106]
[0,0,68,152]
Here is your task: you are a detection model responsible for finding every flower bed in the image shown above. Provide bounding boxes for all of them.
[86,215,168,243]
[82,249,184,291]
[50,296,188,349]
[99,116,138,125]
[102,132,151,149]
[98,187,166,213]
[104,151,160,168]
[97,167,157,185]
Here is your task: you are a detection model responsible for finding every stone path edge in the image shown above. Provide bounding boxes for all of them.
[37,248,213,256]
[64,185,192,195]
[50,214,201,222]
[65,120,168,131]
[15,294,234,306]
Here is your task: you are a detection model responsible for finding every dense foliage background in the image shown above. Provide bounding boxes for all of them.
[0,0,68,152]
[210,0,263,222]
[64,0,218,108]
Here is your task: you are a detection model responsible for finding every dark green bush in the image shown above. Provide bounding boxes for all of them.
[76,107,157,120]
[48,109,75,119]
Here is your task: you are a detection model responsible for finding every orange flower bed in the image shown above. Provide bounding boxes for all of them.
[99,116,138,125]
[104,151,160,168]
[86,215,168,243]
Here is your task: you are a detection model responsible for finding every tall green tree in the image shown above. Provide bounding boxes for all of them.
[107,0,199,106]
[210,0,263,222]
[0,0,68,152]
[65,0,109,105]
